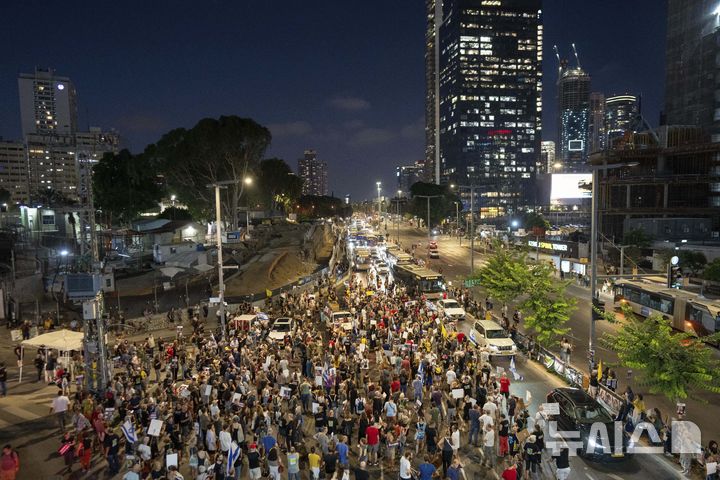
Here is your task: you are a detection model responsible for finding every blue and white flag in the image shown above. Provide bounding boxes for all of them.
[509,356,523,381]
[121,420,138,444]
[227,441,240,474]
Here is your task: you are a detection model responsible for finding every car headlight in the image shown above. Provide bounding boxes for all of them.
[489,345,499,351]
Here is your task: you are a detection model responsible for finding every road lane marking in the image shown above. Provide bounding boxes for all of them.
[3,405,41,421]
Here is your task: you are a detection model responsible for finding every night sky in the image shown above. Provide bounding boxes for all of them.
[0,1,666,200]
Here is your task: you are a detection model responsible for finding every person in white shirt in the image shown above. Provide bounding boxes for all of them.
[451,425,460,455]
[445,367,457,386]
[479,411,494,430]
[50,389,70,432]
[399,452,413,480]
[482,424,496,468]
[483,400,498,419]
[137,437,152,461]
[218,426,232,453]
[205,425,217,453]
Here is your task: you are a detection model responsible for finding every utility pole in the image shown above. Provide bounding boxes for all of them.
[457,185,480,274]
[207,180,239,340]
[588,161,638,368]
[415,195,441,237]
[454,202,460,245]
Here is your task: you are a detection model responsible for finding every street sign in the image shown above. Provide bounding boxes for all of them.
[464,279,481,288]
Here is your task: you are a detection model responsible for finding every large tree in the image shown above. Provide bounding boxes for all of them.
[470,242,575,347]
[603,306,720,402]
[92,150,162,226]
[146,116,271,229]
[472,243,530,305]
[255,158,303,212]
[408,182,460,228]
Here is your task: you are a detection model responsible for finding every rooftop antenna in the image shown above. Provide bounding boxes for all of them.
[571,43,582,69]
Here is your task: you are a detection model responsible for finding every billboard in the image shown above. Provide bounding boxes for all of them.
[550,173,592,200]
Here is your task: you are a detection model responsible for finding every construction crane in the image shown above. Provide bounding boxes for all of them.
[571,43,582,69]
[553,45,562,81]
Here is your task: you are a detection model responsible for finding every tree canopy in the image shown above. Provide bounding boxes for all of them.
[145,116,271,228]
[92,150,163,226]
[297,195,351,220]
[603,306,720,401]
[521,211,550,231]
[704,258,720,282]
[407,182,460,228]
[470,242,574,347]
[255,158,303,212]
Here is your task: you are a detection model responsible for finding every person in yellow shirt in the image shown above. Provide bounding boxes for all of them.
[308,446,321,480]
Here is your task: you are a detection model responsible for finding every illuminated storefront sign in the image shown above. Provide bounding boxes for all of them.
[528,240,568,252]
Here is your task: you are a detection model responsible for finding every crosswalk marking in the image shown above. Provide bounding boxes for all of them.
[3,405,43,421]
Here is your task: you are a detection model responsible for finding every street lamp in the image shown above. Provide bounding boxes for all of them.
[588,161,639,366]
[453,201,460,245]
[376,181,382,217]
[206,179,240,340]
[395,191,402,244]
[415,195,441,238]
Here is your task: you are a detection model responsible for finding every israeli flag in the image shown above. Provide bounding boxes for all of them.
[509,356,523,381]
[227,441,240,474]
[121,420,138,444]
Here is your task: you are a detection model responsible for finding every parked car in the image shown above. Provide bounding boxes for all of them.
[469,320,517,356]
[546,387,631,462]
[428,249,440,259]
[268,317,294,343]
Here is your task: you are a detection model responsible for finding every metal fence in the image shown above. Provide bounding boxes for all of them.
[514,331,624,415]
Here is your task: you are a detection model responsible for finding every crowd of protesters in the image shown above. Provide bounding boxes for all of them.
[33,244,580,480]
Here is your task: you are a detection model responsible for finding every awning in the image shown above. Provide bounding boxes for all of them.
[21,329,84,352]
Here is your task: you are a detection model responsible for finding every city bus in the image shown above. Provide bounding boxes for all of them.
[386,250,413,267]
[613,279,720,345]
[393,264,445,299]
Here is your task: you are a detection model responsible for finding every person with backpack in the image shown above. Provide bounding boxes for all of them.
[0,445,19,480]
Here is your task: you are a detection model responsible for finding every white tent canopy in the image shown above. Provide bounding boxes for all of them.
[21,329,84,352]
[19,329,85,383]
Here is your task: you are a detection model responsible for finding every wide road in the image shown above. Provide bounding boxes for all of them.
[382,220,694,478]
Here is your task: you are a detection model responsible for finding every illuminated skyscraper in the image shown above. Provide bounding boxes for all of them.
[665,0,720,141]
[556,61,590,172]
[605,94,638,147]
[18,68,77,137]
[588,92,605,154]
[540,140,556,174]
[424,0,442,183]
[298,150,328,196]
[438,0,542,216]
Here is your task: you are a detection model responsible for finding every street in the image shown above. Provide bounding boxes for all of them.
[389,220,695,478]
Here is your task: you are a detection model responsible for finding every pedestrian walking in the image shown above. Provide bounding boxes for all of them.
[0,445,19,480]
[49,389,69,432]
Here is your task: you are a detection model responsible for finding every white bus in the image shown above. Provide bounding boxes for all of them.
[613,279,720,345]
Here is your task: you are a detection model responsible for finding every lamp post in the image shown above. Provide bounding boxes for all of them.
[588,161,638,367]
[457,185,480,274]
[453,201,460,245]
[207,179,240,340]
[415,195,441,238]
[396,190,402,244]
[376,181,382,217]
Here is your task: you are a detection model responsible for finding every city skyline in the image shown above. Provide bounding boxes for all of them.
[0,1,666,199]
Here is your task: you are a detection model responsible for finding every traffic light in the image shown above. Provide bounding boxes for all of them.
[667,265,682,289]
[592,296,605,321]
